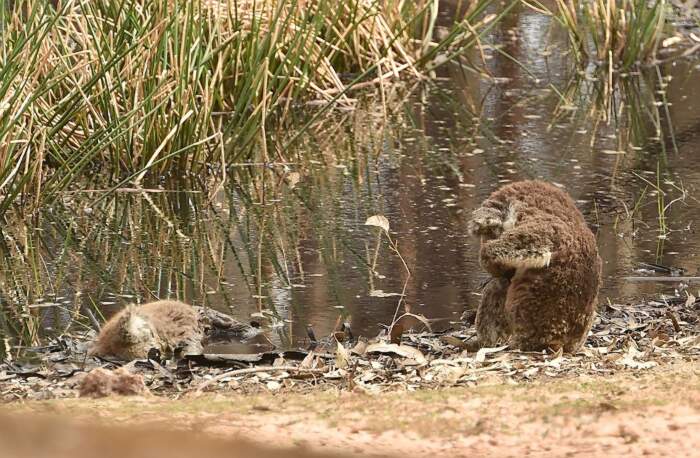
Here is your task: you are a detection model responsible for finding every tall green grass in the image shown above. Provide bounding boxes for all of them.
[553,0,668,69]
[0,95,406,352]
[551,66,672,147]
[0,0,502,217]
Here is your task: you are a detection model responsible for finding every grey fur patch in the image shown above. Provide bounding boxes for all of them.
[498,250,552,270]
[502,203,518,232]
[127,314,155,343]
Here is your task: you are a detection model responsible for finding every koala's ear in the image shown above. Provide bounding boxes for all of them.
[467,220,487,238]
[116,305,137,339]
[86,342,98,357]
[117,305,134,325]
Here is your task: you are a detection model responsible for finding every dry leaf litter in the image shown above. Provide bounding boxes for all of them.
[0,294,698,400]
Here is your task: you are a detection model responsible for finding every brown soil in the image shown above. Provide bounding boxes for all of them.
[8,362,699,458]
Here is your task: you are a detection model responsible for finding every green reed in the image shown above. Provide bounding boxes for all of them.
[0,88,417,352]
[0,0,503,218]
[553,0,668,70]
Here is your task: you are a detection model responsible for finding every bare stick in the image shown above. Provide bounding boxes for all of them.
[623,276,700,282]
[195,366,326,393]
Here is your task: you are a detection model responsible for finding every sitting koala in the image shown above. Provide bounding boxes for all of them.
[468,180,602,353]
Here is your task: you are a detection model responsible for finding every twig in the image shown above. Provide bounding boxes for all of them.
[195,366,326,393]
[386,234,411,328]
[652,43,700,65]
[61,188,203,194]
[666,311,681,333]
[85,308,101,331]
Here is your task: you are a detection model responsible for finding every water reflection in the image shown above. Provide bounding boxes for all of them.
[1,7,700,351]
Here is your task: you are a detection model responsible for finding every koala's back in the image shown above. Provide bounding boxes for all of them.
[485,180,588,228]
[136,300,202,347]
[488,180,598,264]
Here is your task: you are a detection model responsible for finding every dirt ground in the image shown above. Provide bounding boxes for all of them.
[7,361,699,458]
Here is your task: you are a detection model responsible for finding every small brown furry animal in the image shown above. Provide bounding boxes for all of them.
[468,180,602,353]
[78,367,147,398]
[89,300,203,360]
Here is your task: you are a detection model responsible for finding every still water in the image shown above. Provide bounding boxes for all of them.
[2,6,700,350]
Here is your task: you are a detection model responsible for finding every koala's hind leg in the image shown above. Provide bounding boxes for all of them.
[475,277,512,347]
[505,270,571,352]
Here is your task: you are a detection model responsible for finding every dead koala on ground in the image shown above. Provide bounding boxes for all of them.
[88,300,259,361]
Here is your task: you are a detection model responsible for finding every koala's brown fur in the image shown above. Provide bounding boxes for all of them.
[468,180,602,353]
[78,367,147,398]
[89,300,203,360]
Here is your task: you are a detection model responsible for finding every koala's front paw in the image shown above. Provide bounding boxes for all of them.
[490,243,553,270]
[468,206,504,239]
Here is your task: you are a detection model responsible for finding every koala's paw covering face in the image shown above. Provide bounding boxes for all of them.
[468,206,504,240]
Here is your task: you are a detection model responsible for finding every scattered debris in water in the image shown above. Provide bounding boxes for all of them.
[635,262,686,276]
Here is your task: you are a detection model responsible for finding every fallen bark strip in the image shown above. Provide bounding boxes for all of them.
[186,350,313,367]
